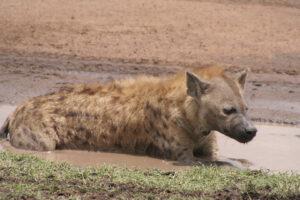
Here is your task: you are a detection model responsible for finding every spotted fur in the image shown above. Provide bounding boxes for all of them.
[1,65,255,162]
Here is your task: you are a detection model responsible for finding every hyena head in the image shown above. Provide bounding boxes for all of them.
[186,68,257,143]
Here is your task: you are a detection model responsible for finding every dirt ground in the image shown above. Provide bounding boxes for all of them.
[0,0,299,126]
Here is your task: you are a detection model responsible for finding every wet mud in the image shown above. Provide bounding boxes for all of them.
[218,124,300,172]
[0,52,299,126]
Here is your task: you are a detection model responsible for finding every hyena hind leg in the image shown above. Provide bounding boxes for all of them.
[0,117,9,139]
[10,126,57,151]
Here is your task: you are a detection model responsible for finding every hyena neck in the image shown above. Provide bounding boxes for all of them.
[174,97,211,141]
[163,74,211,138]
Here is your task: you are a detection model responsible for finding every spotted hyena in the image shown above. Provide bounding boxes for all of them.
[0,65,256,163]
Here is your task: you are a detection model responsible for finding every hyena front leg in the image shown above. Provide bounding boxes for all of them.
[193,132,218,160]
[143,125,175,159]
[173,145,216,165]
[143,102,211,162]
[143,102,175,158]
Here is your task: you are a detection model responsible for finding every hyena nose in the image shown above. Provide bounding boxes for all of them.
[245,127,257,137]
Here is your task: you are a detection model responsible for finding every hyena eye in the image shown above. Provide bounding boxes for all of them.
[223,106,237,115]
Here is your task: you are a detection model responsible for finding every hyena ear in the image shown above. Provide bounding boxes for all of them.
[186,72,210,98]
[235,69,248,89]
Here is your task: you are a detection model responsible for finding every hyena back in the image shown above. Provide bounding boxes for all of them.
[0,65,256,162]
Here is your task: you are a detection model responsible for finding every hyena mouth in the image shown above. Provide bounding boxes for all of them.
[237,132,256,144]
[222,127,256,143]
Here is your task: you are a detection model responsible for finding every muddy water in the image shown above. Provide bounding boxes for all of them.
[1,105,299,172]
[218,124,300,172]
[0,141,190,171]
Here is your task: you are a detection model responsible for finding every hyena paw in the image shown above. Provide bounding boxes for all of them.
[179,157,248,169]
[214,157,250,170]
[177,156,209,165]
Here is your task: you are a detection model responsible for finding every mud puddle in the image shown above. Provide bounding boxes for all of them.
[218,124,300,172]
[0,104,299,172]
[0,141,190,171]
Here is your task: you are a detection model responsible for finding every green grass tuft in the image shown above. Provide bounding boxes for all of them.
[0,151,299,199]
